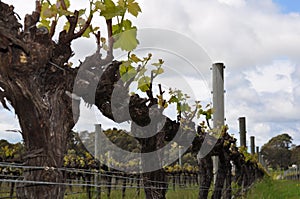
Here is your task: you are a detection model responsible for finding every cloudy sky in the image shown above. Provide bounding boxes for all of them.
[1,0,300,150]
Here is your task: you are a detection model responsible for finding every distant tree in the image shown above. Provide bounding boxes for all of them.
[0,139,24,162]
[291,145,300,165]
[261,133,292,170]
[181,152,197,166]
[79,128,141,168]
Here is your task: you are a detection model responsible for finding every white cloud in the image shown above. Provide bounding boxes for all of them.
[0,110,21,143]
[251,123,272,146]
[225,59,300,147]
[73,102,131,133]
[218,0,246,7]
[245,60,295,93]
[293,85,300,104]
[173,0,300,68]
[282,128,299,144]
[128,0,300,72]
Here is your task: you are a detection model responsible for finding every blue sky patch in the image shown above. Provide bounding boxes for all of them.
[273,0,300,13]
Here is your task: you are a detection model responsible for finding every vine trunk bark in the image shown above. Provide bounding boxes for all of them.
[198,155,213,199]
[13,87,78,198]
[0,2,79,198]
[132,113,169,199]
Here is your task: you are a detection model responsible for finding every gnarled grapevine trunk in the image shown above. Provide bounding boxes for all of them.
[0,2,79,198]
[211,152,226,199]
[15,91,78,198]
[223,151,232,199]
[132,113,169,199]
[198,155,213,199]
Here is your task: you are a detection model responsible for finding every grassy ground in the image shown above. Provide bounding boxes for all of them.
[64,186,200,199]
[0,183,200,199]
[166,187,199,199]
[3,178,300,199]
[240,177,300,199]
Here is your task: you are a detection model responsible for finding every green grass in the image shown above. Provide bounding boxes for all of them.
[64,188,144,199]
[241,178,300,199]
[166,187,199,199]
[0,182,200,199]
[64,186,199,199]
[7,178,300,199]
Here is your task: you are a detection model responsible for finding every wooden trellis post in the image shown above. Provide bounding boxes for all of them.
[239,117,247,148]
[250,136,255,155]
[212,63,225,182]
[95,124,102,199]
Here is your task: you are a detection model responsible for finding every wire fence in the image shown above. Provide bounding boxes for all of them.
[283,165,300,180]
[0,164,192,186]
[0,161,253,199]
[0,161,204,198]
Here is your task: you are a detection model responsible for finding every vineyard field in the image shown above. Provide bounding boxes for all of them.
[241,178,300,199]
[0,183,200,199]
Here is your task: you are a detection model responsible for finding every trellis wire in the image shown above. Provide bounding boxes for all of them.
[0,161,255,196]
[0,162,173,186]
[0,178,242,192]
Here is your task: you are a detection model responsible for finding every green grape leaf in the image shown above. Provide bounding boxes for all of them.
[42,7,55,18]
[41,2,51,17]
[101,7,124,19]
[58,9,72,17]
[50,4,58,17]
[157,68,164,74]
[92,26,100,32]
[112,20,134,35]
[56,0,71,9]
[100,37,107,44]
[40,1,60,19]
[78,9,86,17]
[152,59,164,67]
[104,0,116,8]
[63,21,70,31]
[39,19,51,30]
[113,28,139,51]
[103,44,109,51]
[78,17,86,27]
[118,0,125,8]
[119,61,130,76]
[100,37,106,44]
[134,67,147,80]
[95,1,106,10]
[157,95,168,108]
[152,67,164,75]
[82,26,92,38]
[205,109,212,120]
[197,109,203,119]
[112,24,120,35]
[168,95,179,104]
[180,103,191,112]
[119,62,137,82]
[138,76,151,92]
[64,0,71,9]
[127,0,142,17]
[122,19,133,30]
[101,0,124,19]
[169,89,184,102]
